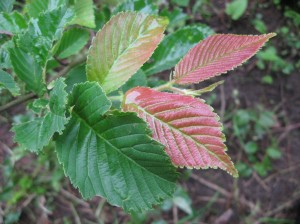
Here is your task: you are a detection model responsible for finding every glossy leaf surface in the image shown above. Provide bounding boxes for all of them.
[26,0,65,17]
[13,78,68,152]
[56,82,177,212]
[143,25,209,76]
[53,28,89,59]
[174,33,275,85]
[0,69,20,96]
[123,87,238,177]
[87,12,168,93]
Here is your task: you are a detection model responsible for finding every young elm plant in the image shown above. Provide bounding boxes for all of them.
[0,5,275,213]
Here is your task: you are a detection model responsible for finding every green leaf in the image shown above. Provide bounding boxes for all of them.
[121,69,147,93]
[0,11,27,34]
[86,12,168,93]
[71,0,96,28]
[160,7,188,31]
[113,0,158,15]
[53,28,90,59]
[244,141,258,154]
[13,78,68,152]
[56,81,177,212]
[171,0,189,7]
[142,25,207,76]
[0,40,12,69]
[0,0,15,13]
[0,69,19,96]
[18,6,74,65]
[266,147,282,159]
[225,0,248,20]
[9,47,45,95]
[65,64,87,92]
[26,0,66,18]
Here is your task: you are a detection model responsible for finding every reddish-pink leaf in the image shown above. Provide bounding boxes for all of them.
[173,33,276,84]
[122,87,238,177]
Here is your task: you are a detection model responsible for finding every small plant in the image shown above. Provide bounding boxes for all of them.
[0,1,275,213]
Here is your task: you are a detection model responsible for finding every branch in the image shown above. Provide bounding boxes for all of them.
[0,92,36,113]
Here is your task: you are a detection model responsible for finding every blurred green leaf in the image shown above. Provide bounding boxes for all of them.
[266,147,282,159]
[171,0,189,7]
[0,0,15,13]
[143,25,208,76]
[113,0,158,15]
[71,0,96,28]
[160,7,188,30]
[261,75,273,84]
[121,69,147,93]
[235,162,252,177]
[0,11,27,34]
[244,141,258,154]
[0,69,20,96]
[53,28,89,59]
[252,18,267,33]
[225,0,248,20]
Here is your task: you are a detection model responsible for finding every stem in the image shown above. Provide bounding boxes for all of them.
[0,93,36,113]
[0,56,87,113]
[153,80,175,91]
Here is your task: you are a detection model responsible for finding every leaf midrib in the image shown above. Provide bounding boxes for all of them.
[175,35,268,81]
[130,103,234,173]
[71,110,175,184]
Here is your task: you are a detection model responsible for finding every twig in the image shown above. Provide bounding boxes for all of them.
[252,172,270,192]
[70,204,81,224]
[61,189,90,207]
[190,173,256,210]
[173,204,178,224]
[264,163,300,183]
[95,198,106,223]
[0,31,13,37]
[48,55,86,82]
[0,92,36,113]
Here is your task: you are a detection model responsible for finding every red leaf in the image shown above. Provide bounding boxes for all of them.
[122,87,238,177]
[173,33,276,84]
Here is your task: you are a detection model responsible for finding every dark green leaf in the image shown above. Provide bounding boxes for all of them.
[113,0,158,15]
[65,63,86,92]
[53,28,89,59]
[9,47,45,95]
[56,81,177,212]
[71,0,96,28]
[121,69,147,93]
[0,11,27,34]
[160,7,188,31]
[13,78,68,152]
[143,26,207,76]
[0,0,15,13]
[0,69,19,96]
[171,0,189,7]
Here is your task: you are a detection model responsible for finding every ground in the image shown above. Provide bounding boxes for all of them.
[0,0,300,223]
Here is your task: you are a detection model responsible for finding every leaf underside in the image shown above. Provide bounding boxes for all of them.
[86,12,168,93]
[123,87,238,177]
[56,82,177,213]
[173,33,276,85]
